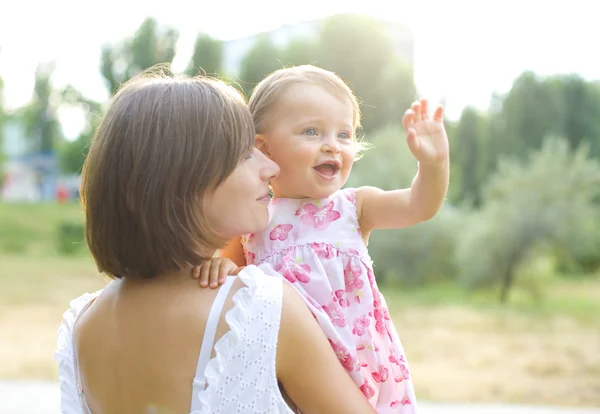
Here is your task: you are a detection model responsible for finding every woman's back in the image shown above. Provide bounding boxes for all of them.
[56,267,295,414]
[76,273,224,413]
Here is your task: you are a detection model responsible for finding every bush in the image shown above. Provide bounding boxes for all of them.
[555,214,600,274]
[369,205,461,287]
[455,137,600,302]
[57,222,85,255]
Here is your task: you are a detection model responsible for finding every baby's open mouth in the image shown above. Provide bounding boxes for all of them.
[313,163,340,177]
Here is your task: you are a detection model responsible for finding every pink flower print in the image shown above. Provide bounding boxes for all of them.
[344,260,364,291]
[389,349,401,365]
[395,375,404,383]
[311,242,338,259]
[294,208,301,216]
[359,380,375,399]
[357,361,368,370]
[373,308,388,335]
[246,251,256,264]
[332,289,350,307]
[274,254,311,284]
[328,339,355,372]
[346,190,356,205]
[366,267,375,285]
[399,362,410,379]
[352,315,370,336]
[389,350,407,367]
[357,344,366,351]
[371,365,389,383]
[322,301,346,327]
[391,397,411,408]
[269,224,292,241]
[300,201,341,231]
[347,248,360,256]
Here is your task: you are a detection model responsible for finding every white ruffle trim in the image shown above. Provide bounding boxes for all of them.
[54,290,103,414]
[192,265,268,413]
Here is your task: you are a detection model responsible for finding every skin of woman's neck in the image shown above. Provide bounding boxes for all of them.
[121,249,218,288]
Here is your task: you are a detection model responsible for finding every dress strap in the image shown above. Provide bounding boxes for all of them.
[190,276,236,410]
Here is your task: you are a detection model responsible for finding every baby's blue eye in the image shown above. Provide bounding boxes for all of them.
[304,128,317,136]
[338,132,349,139]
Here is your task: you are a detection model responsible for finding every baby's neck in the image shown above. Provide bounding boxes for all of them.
[272,191,336,200]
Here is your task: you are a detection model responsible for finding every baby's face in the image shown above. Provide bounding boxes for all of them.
[258,84,357,200]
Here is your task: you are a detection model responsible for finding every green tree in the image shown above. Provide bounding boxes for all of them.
[554,74,600,155]
[375,59,417,134]
[456,137,600,303]
[58,86,104,173]
[451,107,487,205]
[318,14,414,133]
[101,17,179,95]
[279,37,320,67]
[238,34,281,96]
[20,62,61,153]
[0,69,4,183]
[185,33,223,77]
[499,72,563,157]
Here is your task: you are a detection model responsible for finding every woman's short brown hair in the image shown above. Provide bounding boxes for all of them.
[81,67,254,279]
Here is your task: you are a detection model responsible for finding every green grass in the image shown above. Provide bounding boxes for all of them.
[381,273,600,324]
[2,200,599,321]
[0,201,86,255]
[1,201,599,406]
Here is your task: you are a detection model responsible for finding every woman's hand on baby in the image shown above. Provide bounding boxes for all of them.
[402,98,449,165]
[191,258,243,288]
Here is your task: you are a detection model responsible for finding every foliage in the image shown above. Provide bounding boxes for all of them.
[20,62,62,153]
[185,33,223,77]
[455,137,600,302]
[57,222,85,255]
[238,34,282,96]
[0,67,4,184]
[101,17,179,95]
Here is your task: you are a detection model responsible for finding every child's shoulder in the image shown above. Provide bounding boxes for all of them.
[337,187,358,205]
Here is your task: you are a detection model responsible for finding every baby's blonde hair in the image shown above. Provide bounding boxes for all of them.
[248,65,371,158]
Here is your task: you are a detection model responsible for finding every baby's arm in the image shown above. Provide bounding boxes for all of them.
[277,283,376,413]
[218,236,247,267]
[357,98,449,234]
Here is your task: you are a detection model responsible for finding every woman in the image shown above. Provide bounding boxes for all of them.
[54,70,375,413]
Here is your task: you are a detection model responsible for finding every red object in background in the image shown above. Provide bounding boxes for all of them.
[57,185,69,203]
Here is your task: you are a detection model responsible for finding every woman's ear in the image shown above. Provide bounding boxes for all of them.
[255,134,271,157]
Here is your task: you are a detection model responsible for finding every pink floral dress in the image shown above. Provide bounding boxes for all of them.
[241,188,417,413]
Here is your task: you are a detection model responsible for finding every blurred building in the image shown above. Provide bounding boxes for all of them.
[222,17,414,76]
[1,117,61,202]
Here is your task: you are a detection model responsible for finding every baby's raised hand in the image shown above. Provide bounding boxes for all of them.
[402,98,449,165]
[191,258,243,288]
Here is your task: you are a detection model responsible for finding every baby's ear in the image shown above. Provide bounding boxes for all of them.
[255,134,271,157]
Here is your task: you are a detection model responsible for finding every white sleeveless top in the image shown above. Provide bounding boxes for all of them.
[54,265,295,413]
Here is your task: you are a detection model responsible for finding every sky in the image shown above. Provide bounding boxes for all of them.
[0,0,598,139]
